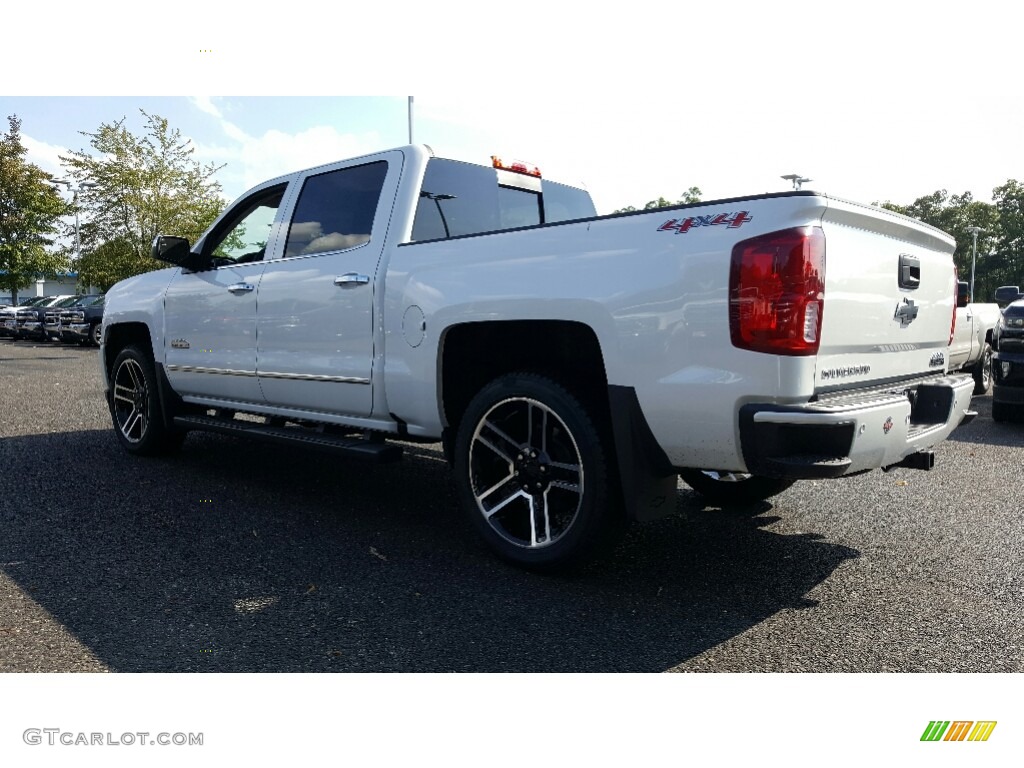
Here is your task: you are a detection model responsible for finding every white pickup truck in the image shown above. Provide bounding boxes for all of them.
[949,281,1001,394]
[99,145,976,570]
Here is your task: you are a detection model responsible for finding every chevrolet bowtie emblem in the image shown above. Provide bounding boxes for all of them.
[894,298,919,327]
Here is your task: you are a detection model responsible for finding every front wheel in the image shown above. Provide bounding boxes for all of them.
[453,372,622,571]
[109,345,186,455]
[679,468,795,506]
[972,343,993,395]
[90,322,102,347]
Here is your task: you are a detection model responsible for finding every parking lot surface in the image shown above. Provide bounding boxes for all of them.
[0,339,1021,672]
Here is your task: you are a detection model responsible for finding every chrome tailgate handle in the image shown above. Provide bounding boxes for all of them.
[227,283,255,294]
[898,254,920,290]
[335,273,370,287]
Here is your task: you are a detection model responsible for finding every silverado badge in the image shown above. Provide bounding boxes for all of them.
[170,339,190,349]
[929,351,945,368]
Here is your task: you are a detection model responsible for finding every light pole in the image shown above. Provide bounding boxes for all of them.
[408,96,414,144]
[967,226,983,302]
[49,179,96,259]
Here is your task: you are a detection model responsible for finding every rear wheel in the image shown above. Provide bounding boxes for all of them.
[991,399,1015,422]
[679,469,795,506]
[109,345,185,455]
[453,372,622,571]
[973,343,993,395]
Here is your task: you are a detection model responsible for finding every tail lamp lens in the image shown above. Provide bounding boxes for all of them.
[729,226,825,356]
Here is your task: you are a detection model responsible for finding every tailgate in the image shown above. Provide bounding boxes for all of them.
[816,197,956,391]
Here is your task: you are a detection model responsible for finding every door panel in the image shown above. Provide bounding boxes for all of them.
[162,184,288,403]
[163,264,267,402]
[256,158,395,417]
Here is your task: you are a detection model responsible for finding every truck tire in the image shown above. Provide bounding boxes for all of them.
[972,343,993,395]
[109,344,186,455]
[991,400,1015,423]
[453,372,622,571]
[679,469,795,506]
[90,322,102,347]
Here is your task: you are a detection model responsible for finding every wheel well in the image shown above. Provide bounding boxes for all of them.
[103,322,153,379]
[440,320,609,444]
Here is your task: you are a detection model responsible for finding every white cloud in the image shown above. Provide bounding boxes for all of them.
[22,135,71,180]
[189,97,383,200]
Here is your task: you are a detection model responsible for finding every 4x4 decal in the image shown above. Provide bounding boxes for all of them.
[658,211,752,234]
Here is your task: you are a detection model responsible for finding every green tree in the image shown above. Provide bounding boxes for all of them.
[0,115,73,303]
[877,189,999,301]
[58,110,227,290]
[614,186,702,213]
[990,180,1024,298]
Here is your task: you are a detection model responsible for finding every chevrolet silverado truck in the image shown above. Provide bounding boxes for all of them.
[58,294,105,346]
[992,297,1024,421]
[11,295,73,341]
[949,281,1001,394]
[99,145,976,570]
[0,296,48,338]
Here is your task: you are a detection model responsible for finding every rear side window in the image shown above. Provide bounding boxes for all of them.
[543,179,597,222]
[284,161,388,259]
[411,158,593,241]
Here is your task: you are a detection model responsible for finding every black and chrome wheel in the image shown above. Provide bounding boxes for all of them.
[679,468,795,506]
[454,373,621,571]
[109,345,185,455]
[973,343,993,395]
[90,322,102,347]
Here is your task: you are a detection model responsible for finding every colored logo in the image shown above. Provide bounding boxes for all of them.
[658,211,752,234]
[883,417,894,434]
[920,721,997,742]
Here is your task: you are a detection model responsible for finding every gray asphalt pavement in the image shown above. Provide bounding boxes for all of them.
[0,339,1021,672]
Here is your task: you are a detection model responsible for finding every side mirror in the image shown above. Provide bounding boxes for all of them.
[994,285,1022,305]
[152,235,191,263]
[956,281,970,308]
[151,235,209,271]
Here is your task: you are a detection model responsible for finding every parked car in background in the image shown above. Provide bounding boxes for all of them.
[12,295,74,341]
[994,285,1023,307]
[43,295,102,342]
[59,295,105,346]
[992,298,1024,422]
[1,297,52,339]
[948,281,1001,394]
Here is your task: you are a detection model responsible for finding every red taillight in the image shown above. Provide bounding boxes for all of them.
[949,279,957,345]
[729,226,825,356]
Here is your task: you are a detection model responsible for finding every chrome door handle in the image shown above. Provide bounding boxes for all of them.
[227,283,255,294]
[335,273,370,287]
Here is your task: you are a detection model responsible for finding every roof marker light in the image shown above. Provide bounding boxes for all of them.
[491,155,542,177]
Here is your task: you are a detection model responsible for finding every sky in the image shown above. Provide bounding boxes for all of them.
[2,1,1021,762]
[4,2,1022,217]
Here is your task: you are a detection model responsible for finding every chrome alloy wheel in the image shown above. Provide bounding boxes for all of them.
[468,397,584,549]
[112,358,149,443]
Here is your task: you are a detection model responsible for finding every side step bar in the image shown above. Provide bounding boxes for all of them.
[173,414,403,463]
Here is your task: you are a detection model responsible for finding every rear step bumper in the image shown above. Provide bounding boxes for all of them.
[173,414,403,463]
[738,374,976,479]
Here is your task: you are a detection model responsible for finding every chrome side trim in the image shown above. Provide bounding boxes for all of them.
[258,371,370,384]
[165,365,370,384]
[165,364,258,378]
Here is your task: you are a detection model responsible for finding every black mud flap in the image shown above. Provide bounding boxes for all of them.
[607,386,679,522]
